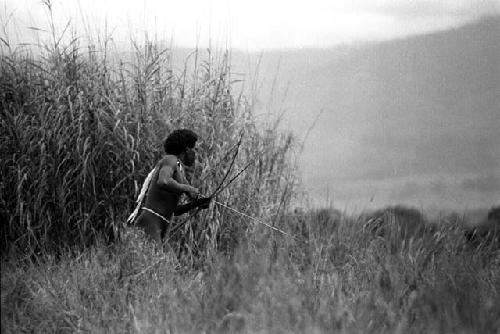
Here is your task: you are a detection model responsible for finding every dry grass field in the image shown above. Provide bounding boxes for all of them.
[2,210,499,333]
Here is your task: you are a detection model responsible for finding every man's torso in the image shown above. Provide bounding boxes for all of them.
[143,155,187,219]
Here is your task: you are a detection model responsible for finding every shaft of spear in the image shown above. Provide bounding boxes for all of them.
[214,200,293,238]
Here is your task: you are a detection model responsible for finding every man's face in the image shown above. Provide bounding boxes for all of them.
[183,146,196,166]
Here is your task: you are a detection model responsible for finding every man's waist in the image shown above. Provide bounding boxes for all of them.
[142,207,171,224]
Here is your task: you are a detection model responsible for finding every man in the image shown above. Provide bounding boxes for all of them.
[129,129,211,245]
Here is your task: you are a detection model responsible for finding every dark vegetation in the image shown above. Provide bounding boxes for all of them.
[463,206,500,250]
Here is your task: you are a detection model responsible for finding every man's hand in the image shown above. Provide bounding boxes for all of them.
[185,186,200,200]
[173,196,211,216]
[194,197,211,210]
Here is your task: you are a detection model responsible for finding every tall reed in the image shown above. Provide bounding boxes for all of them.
[0,18,297,258]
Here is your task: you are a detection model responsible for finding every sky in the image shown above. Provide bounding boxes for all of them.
[2,0,499,50]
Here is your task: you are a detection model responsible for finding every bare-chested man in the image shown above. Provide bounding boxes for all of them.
[132,129,210,245]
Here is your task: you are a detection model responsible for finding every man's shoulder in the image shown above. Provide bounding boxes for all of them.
[158,155,178,168]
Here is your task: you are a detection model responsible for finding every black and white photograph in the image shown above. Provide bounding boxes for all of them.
[1,0,499,332]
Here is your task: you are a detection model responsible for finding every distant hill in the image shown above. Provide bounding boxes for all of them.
[246,17,500,211]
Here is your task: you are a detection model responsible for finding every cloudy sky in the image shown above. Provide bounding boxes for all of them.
[2,0,499,50]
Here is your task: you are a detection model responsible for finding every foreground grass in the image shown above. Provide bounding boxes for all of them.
[2,213,499,333]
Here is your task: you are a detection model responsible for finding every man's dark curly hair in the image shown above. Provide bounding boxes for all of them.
[163,129,198,155]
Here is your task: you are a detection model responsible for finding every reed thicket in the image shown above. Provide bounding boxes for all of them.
[0,29,296,258]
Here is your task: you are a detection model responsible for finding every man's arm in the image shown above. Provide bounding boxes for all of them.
[157,157,199,197]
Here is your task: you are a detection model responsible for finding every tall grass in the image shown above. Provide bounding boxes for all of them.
[0,15,296,258]
[2,211,499,333]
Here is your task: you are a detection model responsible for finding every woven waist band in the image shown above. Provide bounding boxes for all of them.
[142,207,170,224]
